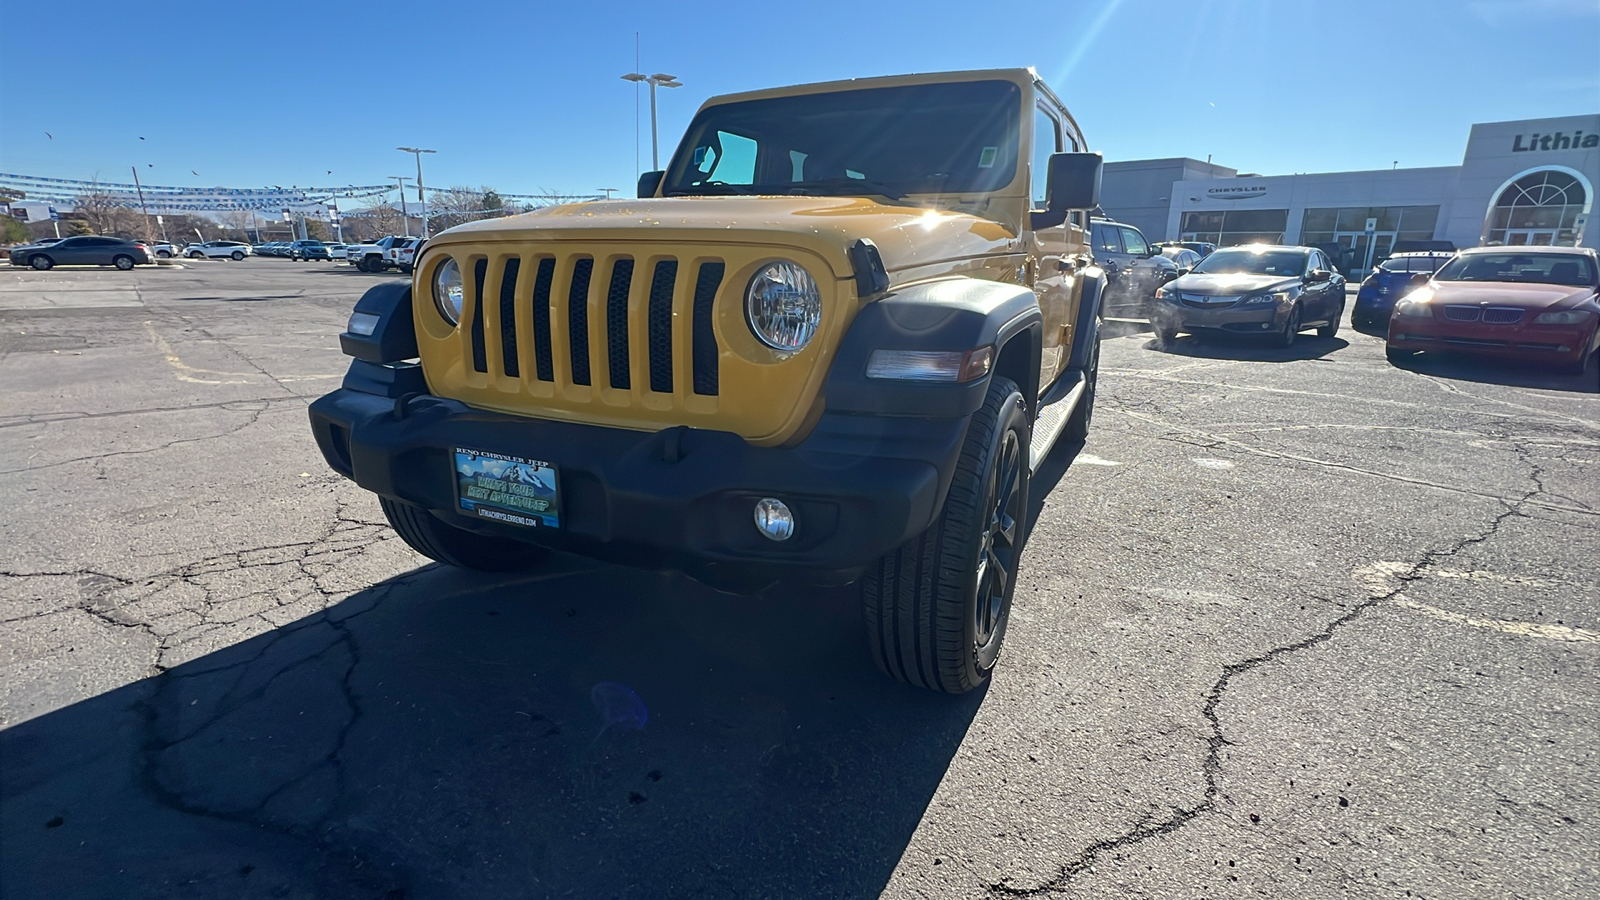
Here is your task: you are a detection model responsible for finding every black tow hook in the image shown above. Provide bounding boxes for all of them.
[393,392,422,420]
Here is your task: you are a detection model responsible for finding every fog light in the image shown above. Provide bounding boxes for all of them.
[347,311,380,336]
[753,498,795,541]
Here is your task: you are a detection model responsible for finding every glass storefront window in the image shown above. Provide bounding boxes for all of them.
[1484,170,1587,248]
[1180,209,1288,247]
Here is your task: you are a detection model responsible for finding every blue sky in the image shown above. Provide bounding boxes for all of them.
[2,0,1597,202]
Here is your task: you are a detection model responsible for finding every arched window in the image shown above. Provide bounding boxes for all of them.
[1485,170,1588,247]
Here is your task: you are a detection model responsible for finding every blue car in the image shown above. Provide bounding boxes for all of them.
[1351,252,1455,333]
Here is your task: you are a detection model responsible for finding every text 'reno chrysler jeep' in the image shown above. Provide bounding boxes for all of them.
[309,69,1107,693]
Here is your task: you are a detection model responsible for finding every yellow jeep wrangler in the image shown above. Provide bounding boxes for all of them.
[310,68,1107,693]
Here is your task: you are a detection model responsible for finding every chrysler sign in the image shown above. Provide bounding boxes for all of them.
[1206,185,1268,200]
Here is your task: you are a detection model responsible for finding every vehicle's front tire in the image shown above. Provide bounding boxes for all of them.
[29,255,53,270]
[379,497,552,572]
[157,250,171,258]
[232,251,245,261]
[862,375,1030,694]
[1385,345,1418,366]
[113,255,135,270]
[1274,304,1302,348]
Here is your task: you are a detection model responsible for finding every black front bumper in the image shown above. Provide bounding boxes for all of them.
[309,363,971,584]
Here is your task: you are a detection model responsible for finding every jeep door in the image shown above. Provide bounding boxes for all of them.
[1028,103,1080,390]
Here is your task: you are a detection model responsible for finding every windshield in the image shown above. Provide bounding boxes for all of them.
[1191,248,1308,277]
[661,80,1022,198]
[1380,255,1449,273]
[1434,252,1596,286]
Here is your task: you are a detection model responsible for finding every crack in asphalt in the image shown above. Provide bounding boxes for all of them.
[0,395,310,429]
[0,402,269,476]
[985,448,1546,897]
[1105,408,1597,518]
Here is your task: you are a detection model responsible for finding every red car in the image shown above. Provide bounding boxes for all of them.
[1386,247,1600,377]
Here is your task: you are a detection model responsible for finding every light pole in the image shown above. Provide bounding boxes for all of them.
[598,187,619,200]
[621,72,681,171]
[397,147,436,237]
[390,176,412,237]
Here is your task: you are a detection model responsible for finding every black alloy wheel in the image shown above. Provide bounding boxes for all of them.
[29,255,53,270]
[863,375,1031,693]
[1065,322,1099,443]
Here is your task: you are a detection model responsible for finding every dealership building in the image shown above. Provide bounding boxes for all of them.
[1100,114,1599,273]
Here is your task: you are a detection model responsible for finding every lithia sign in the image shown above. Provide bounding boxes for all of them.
[1512,130,1599,152]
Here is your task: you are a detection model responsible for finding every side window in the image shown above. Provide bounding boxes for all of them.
[1031,106,1060,208]
[1119,227,1149,256]
[1091,223,1122,254]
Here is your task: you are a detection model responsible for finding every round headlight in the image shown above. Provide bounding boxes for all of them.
[745,261,821,352]
[432,258,464,325]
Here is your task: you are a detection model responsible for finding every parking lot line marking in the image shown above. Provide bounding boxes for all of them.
[142,322,258,384]
[1392,596,1600,644]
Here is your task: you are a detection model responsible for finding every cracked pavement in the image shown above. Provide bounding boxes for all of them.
[2,263,1597,899]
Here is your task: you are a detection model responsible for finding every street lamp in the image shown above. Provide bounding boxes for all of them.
[390,175,413,237]
[598,187,619,200]
[397,147,436,237]
[621,72,681,171]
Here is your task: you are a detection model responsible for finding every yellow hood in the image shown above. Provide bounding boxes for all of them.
[427,195,1022,284]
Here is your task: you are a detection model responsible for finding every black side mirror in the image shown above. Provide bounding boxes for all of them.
[637,171,664,199]
[1030,151,1103,230]
[1176,267,1192,276]
[1409,272,1430,285]
[1305,269,1332,283]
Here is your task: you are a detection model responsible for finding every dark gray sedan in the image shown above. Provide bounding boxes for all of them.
[1150,245,1346,348]
[9,236,152,270]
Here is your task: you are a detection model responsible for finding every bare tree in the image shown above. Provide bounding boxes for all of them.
[71,185,145,237]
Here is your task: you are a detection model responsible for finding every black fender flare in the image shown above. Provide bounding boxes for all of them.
[1067,267,1107,372]
[338,281,418,363]
[823,278,1042,418]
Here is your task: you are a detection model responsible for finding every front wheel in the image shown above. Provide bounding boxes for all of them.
[231,251,245,261]
[29,255,53,270]
[379,497,551,572]
[862,375,1030,693]
[1274,304,1302,349]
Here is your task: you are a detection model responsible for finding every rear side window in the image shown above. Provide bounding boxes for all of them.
[1092,223,1122,254]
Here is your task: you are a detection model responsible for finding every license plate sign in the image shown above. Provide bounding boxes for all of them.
[452,447,559,529]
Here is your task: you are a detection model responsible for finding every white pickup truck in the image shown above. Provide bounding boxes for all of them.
[346,235,413,273]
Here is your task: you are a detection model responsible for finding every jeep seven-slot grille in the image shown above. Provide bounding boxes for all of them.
[467,253,724,398]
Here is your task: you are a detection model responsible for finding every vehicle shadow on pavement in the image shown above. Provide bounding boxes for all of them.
[1145,334,1350,363]
[2,562,982,899]
[1388,350,1600,393]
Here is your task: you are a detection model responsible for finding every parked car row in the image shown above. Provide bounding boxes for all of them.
[1147,242,1600,377]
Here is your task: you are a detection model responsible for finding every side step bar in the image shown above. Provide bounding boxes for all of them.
[1028,369,1087,471]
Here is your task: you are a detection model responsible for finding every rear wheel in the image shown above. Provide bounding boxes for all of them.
[1317,300,1343,338]
[1065,324,1099,443]
[29,255,53,270]
[379,497,551,572]
[862,375,1030,693]
[113,255,135,270]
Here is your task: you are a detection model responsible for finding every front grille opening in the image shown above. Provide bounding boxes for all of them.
[470,258,489,373]
[606,259,634,390]
[499,257,521,377]
[531,257,556,382]
[692,262,725,396]
[568,257,594,385]
[647,260,678,393]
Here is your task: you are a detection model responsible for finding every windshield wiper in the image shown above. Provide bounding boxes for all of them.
[667,181,755,196]
[783,178,906,201]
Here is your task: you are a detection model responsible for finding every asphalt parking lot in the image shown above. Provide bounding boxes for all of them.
[2,258,1597,899]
